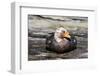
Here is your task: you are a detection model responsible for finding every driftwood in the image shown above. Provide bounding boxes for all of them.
[28,15,88,60]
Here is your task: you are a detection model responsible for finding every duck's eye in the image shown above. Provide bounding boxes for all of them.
[62,30,65,33]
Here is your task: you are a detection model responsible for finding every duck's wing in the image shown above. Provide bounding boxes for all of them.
[69,34,77,50]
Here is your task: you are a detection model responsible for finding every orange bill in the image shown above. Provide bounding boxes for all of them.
[63,32,71,38]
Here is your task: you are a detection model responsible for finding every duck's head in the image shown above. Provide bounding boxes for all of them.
[54,27,71,42]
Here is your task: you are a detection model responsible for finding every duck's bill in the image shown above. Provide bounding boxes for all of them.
[63,32,71,38]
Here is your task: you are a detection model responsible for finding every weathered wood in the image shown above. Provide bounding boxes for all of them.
[28,15,88,60]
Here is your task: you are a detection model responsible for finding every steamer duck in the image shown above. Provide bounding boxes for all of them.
[46,27,77,53]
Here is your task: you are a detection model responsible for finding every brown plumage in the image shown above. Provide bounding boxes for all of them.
[46,27,77,53]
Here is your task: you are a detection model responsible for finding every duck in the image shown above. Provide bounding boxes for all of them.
[46,27,77,53]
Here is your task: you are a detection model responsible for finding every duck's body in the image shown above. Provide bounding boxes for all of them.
[46,27,77,53]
